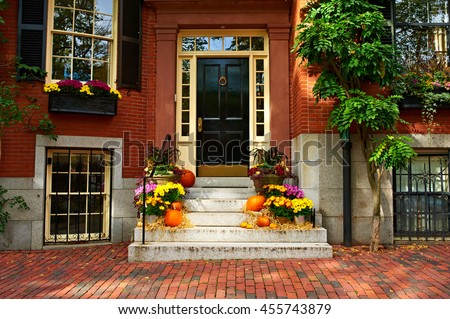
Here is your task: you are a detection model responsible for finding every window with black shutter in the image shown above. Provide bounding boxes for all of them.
[17,0,47,79]
[117,0,141,91]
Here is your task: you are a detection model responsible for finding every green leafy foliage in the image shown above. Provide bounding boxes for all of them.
[293,0,417,251]
[0,185,30,231]
[293,0,400,97]
[369,135,416,170]
[0,83,57,140]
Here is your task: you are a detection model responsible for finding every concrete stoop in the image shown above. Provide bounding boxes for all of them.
[128,177,333,262]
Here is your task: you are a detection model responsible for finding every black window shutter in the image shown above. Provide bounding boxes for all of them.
[370,0,393,45]
[118,0,142,91]
[17,0,47,79]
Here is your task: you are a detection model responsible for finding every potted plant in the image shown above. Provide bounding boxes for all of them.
[262,184,314,224]
[248,146,292,193]
[134,181,186,226]
[43,79,122,115]
[145,145,183,184]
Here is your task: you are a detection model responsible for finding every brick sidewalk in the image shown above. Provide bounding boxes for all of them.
[0,242,448,299]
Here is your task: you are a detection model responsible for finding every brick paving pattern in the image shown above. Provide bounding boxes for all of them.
[0,243,448,299]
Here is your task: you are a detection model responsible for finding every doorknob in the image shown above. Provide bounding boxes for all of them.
[198,117,203,132]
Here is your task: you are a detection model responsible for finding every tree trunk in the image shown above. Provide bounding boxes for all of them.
[370,168,383,251]
[370,178,381,252]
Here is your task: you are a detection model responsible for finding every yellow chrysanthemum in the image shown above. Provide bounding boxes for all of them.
[110,88,122,99]
[43,83,61,93]
[80,85,94,95]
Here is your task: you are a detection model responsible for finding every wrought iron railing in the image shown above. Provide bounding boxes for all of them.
[141,134,172,244]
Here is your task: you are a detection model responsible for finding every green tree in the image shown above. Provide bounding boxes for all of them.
[293,0,416,251]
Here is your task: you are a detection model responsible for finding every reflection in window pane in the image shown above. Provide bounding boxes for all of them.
[52,57,71,79]
[74,36,92,58]
[93,61,109,83]
[71,174,88,193]
[53,34,73,57]
[93,39,110,60]
[71,154,88,172]
[54,7,73,31]
[237,37,250,50]
[94,14,112,37]
[210,37,222,50]
[224,37,236,51]
[182,85,190,97]
[70,195,87,214]
[256,60,264,71]
[51,195,68,215]
[251,37,264,50]
[182,111,189,123]
[182,37,195,51]
[73,59,91,81]
[90,154,105,172]
[256,124,264,136]
[256,98,264,110]
[74,10,93,34]
[196,37,208,51]
[182,124,189,136]
[396,26,449,64]
[256,111,264,123]
[53,153,70,172]
[55,0,73,7]
[182,98,189,110]
[395,0,448,23]
[182,59,190,71]
[76,0,94,11]
[52,174,69,193]
[256,73,264,84]
[256,85,264,96]
[89,174,105,192]
[96,0,113,14]
[182,72,190,84]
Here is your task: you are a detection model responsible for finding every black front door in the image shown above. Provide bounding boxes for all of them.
[197,58,249,176]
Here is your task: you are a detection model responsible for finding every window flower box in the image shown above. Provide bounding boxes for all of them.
[44,79,121,116]
[49,94,117,115]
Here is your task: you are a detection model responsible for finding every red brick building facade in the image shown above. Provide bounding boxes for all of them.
[0,0,448,250]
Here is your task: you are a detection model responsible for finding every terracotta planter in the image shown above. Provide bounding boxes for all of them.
[49,94,117,115]
[251,174,285,193]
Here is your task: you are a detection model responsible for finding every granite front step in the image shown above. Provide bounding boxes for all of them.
[133,226,328,243]
[184,199,246,211]
[128,242,333,262]
[187,211,323,227]
[186,187,255,199]
[194,177,253,188]
[188,211,248,226]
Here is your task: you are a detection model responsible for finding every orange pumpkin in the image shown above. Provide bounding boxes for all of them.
[256,215,271,227]
[170,201,183,211]
[180,169,195,188]
[246,195,266,211]
[165,209,183,227]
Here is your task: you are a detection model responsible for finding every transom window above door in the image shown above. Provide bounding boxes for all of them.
[181,36,265,52]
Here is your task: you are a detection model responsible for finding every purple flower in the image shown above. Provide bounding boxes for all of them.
[57,79,83,89]
[135,182,157,196]
[284,184,305,199]
[86,80,111,91]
